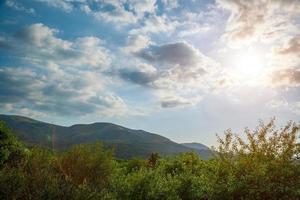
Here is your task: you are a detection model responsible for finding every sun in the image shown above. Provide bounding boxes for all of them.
[229,48,267,84]
[233,51,263,76]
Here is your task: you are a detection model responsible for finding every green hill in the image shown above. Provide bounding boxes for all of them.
[0,114,213,159]
[181,142,210,150]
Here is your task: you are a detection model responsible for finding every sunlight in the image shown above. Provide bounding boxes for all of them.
[229,48,268,85]
[233,49,264,78]
[234,52,262,76]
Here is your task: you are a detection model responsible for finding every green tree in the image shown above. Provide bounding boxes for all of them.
[54,142,115,192]
[213,119,300,199]
[0,121,26,168]
[125,157,147,173]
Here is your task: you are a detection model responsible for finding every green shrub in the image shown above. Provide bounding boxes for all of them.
[0,121,26,168]
[54,142,115,192]
[212,119,300,199]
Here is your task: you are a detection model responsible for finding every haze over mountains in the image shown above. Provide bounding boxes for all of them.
[0,114,213,159]
[181,143,210,150]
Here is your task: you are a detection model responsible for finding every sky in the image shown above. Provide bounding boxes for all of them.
[0,0,299,146]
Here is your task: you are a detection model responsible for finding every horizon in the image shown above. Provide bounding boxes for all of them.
[0,0,299,146]
[0,113,211,146]
[0,112,297,147]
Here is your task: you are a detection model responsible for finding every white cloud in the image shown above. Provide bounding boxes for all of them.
[128,0,157,18]
[267,98,289,109]
[270,68,300,87]
[218,0,300,47]
[123,35,152,53]
[275,35,300,56]
[93,6,138,25]
[161,0,179,10]
[119,41,219,108]
[270,46,299,69]
[266,98,300,116]
[35,0,75,12]
[293,102,300,115]
[0,65,128,117]
[0,23,131,116]
[6,0,35,14]
[36,0,160,26]
[267,35,300,88]
[130,15,178,35]
[0,23,111,69]
[91,0,158,26]
[177,26,211,37]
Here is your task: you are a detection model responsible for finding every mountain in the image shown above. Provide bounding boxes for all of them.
[0,114,213,159]
[181,143,210,150]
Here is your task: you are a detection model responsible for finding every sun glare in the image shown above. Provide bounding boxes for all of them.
[230,48,267,84]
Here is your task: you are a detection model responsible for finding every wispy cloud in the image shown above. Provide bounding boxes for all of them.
[218,0,300,47]
[6,0,35,14]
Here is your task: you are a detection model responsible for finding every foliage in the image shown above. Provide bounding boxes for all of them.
[212,118,300,199]
[0,119,299,199]
[0,114,209,159]
[0,121,26,168]
[54,142,115,191]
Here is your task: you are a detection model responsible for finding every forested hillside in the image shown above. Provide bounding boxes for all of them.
[0,114,212,159]
[1,119,299,199]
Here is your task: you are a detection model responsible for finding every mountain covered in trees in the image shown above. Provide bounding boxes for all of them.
[0,114,212,159]
[1,118,300,199]
[181,142,210,150]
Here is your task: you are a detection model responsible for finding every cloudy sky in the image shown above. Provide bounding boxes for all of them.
[0,0,299,145]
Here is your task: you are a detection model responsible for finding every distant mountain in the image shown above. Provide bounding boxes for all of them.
[0,114,213,159]
[181,143,210,150]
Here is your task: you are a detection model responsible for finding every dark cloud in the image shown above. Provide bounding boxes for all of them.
[138,42,207,70]
[119,42,214,88]
[136,50,156,62]
[0,37,13,50]
[118,69,158,87]
[161,100,187,108]
[0,68,34,103]
[117,41,216,108]
[156,43,201,66]
[161,97,197,108]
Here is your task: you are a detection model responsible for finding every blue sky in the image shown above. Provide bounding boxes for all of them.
[0,0,299,146]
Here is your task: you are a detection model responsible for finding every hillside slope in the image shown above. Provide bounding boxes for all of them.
[181,142,210,150]
[0,114,213,159]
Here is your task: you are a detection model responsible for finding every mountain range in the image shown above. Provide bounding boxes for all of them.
[0,114,213,159]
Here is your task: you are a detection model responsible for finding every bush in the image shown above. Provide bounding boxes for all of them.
[0,119,299,199]
[0,121,26,168]
[213,119,300,199]
[54,142,115,192]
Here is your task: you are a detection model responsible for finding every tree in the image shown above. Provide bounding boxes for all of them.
[54,142,115,192]
[0,121,25,168]
[213,119,300,199]
[147,153,160,169]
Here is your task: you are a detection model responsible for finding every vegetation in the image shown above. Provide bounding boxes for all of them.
[0,119,299,199]
[0,114,213,159]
